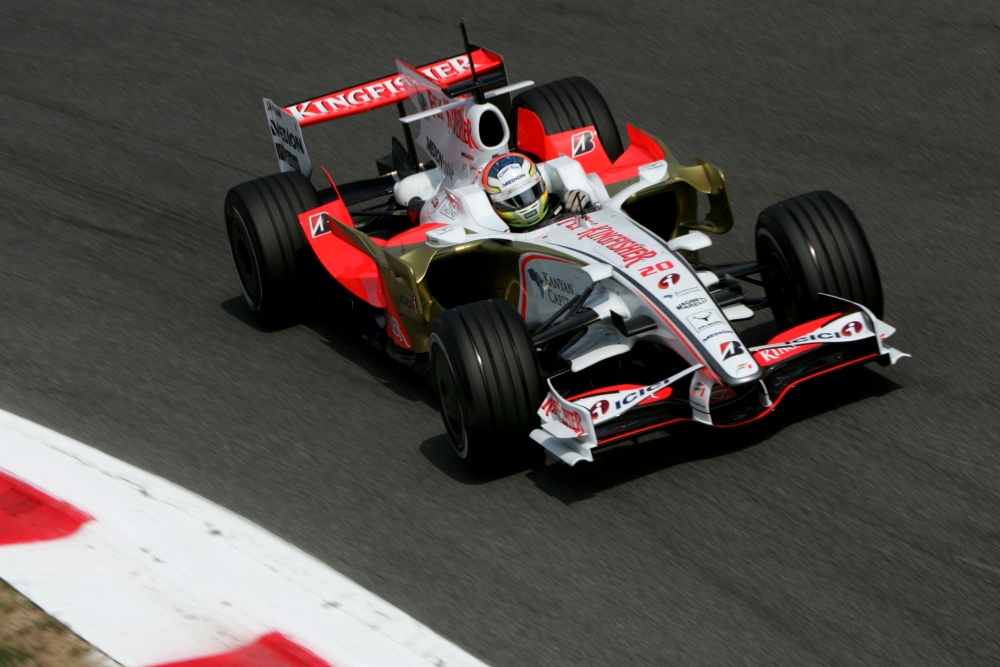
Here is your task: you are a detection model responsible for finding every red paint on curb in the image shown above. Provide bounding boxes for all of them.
[150,633,332,667]
[0,470,92,545]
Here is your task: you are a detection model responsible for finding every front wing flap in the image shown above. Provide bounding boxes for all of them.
[532,295,908,464]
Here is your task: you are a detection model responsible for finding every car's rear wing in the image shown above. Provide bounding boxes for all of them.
[285,48,505,126]
[263,48,506,179]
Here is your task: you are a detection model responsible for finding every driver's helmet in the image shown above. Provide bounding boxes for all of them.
[482,153,549,229]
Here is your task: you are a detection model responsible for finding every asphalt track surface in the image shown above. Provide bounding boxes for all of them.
[1,2,998,665]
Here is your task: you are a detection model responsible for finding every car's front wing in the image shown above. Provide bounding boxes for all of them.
[530,296,909,465]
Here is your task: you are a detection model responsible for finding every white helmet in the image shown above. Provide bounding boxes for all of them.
[482,153,550,229]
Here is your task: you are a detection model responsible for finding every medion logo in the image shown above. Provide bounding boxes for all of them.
[270,120,303,153]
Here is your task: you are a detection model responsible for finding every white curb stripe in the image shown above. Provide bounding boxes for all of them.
[0,409,487,666]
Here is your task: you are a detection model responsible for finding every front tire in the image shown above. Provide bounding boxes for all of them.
[755,190,884,329]
[429,299,546,473]
[224,171,321,327]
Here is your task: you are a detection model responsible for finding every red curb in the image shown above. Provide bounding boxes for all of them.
[149,632,333,667]
[0,470,92,545]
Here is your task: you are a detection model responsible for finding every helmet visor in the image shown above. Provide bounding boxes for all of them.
[492,181,545,212]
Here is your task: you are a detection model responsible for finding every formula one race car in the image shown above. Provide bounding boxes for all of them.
[224,33,909,472]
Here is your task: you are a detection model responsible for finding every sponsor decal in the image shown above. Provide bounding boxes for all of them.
[720,340,745,360]
[787,324,868,345]
[687,309,723,333]
[398,293,418,312]
[589,399,610,420]
[309,213,330,238]
[676,298,708,310]
[542,396,585,436]
[425,137,454,179]
[658,274,681,289]
[297,78,405,117]
[736,362,754,374]
[526,267,575,306]
[711,385,736,403]
[527,268,545,294]
[386,314,411,349]
[841,321,864,337]
[435,196,458,219]
[274,143,300,171]
[638,261,675,277]
[557,220,658,268]
[702,329,734,342]
[571,130,595,157]
[445,106,475,148]
[757,346,801,364]
[269,119,304,153]
[692,381,708,398]
[287,53,496,121]
[582,380,674,422]
[674,287,702,297]
[419,88,475,148]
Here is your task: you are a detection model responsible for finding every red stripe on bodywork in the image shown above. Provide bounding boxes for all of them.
[150,632,331,667]
[0,470,92,545]
[569,385,672,406]
[569,385,644,400]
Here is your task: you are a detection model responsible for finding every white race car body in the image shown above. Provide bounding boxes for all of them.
[254,44,907,466]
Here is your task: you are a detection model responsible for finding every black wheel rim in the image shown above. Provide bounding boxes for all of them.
[226,208,262,307]
[432,349,467,457]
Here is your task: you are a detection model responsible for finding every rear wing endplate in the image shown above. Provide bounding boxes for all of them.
[264,99,313,177]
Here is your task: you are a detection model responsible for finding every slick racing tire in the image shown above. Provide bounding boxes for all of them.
[512,76,625,162]
[225,171,322,327]
[429,299,546,474]
[755,190,884,329]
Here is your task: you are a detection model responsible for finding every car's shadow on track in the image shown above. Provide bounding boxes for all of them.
[525,365,903,504]
[222,296,439,407]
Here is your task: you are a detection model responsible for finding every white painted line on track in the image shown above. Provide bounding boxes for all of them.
[0,408,487,666]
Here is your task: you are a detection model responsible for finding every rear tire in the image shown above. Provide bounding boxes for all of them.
[224,171,321,327]
[755,190,883,329]
[429,299,546,474]
[512,77,625,162]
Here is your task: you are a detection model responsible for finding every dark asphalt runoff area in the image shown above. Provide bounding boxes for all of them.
[2,1,998,664]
